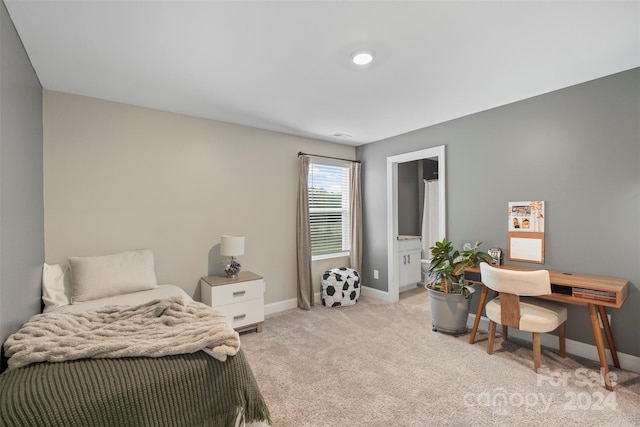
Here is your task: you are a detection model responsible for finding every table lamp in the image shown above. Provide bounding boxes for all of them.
[221,235,245,278]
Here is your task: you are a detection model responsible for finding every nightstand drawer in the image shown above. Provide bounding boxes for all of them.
[200,272,265,333]
[207,279,263,306]
[214,298,264,329]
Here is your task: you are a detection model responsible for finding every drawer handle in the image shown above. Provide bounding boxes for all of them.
[233,290,246,297]
[233,314,247,321]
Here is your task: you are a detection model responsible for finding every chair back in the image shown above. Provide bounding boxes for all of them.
[479,263,551,296]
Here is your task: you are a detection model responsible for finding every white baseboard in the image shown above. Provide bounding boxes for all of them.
[265,287,393,315]
[399,283,422,293]
[468,313,640,374]
[264,297,297,316]
[361,285,394,302]
[265,285,420,312]
[264,292,322,316]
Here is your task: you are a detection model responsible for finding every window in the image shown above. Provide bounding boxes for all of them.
[308,161,350,258]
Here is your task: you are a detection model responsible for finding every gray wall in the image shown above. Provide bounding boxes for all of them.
[357,68,640,357]
[0,0,44,368]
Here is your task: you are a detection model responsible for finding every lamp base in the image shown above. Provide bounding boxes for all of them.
[224,257,241,278]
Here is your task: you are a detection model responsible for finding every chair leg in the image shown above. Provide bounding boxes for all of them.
[559,323,566,358]
[487,321,496,355]
[533,332,541,373]
[502,325,508,341]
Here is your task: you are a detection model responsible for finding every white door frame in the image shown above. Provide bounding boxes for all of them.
[386,145,446,302]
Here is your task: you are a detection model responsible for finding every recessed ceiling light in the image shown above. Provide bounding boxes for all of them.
[351,51,374,66]
[333,132,353,138]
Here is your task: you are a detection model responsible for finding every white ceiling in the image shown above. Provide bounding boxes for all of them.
[5,1,640,146]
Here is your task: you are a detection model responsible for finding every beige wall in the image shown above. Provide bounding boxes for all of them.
[43,90,354,305]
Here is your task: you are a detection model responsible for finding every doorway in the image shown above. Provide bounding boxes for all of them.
[386,145,446,302]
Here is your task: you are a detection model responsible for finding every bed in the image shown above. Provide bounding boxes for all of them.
[0,249,271,427]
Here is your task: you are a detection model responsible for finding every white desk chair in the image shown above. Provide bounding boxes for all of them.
[480,263,567,372]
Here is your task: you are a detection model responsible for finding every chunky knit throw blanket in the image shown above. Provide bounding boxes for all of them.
[0,350,271,427]
[4,296,240,369]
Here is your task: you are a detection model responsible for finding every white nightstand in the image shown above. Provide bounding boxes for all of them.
[200,271,265,333]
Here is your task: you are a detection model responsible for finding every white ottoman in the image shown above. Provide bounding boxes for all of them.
[321,267,360,307]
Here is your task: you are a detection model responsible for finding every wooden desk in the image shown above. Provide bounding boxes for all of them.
[465,265,629,391]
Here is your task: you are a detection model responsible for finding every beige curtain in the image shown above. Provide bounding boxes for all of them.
[350,162,363,274]
[296,154,313,310]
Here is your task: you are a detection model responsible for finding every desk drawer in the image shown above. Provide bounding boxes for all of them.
[214,298,264,329]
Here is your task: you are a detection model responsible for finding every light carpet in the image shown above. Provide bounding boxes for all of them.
[240,287,640,426]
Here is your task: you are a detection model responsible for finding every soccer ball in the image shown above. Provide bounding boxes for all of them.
[321,267,360,307]
[323,288,344,307]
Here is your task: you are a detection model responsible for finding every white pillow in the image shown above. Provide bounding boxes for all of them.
[42,262,72,312]
[69,249,158,303]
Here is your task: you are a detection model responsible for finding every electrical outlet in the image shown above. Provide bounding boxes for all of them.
[373,270,379,279]
[599,314,611,329]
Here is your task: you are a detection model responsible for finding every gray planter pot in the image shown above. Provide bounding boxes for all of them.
[426,287,475,335]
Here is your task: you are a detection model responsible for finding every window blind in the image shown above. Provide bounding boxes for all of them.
[308,162,350,256]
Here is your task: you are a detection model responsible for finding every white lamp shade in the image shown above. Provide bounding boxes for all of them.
[220,235,245,257]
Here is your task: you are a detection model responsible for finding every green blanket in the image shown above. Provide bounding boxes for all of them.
[0,349,270,427]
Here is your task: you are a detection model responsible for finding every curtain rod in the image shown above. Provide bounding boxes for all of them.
[298,151,360,163]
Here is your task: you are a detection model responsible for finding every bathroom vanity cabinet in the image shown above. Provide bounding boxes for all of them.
[398,236,422,290]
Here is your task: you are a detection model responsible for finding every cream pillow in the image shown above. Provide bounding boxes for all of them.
[42,262,72,312]
[69,249,158,303]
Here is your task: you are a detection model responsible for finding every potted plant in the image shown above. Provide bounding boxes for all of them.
[425,238,492,334]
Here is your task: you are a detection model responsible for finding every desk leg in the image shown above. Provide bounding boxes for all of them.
[588,303,613,391]
[597,305,620,368]
[469,285,488,344]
